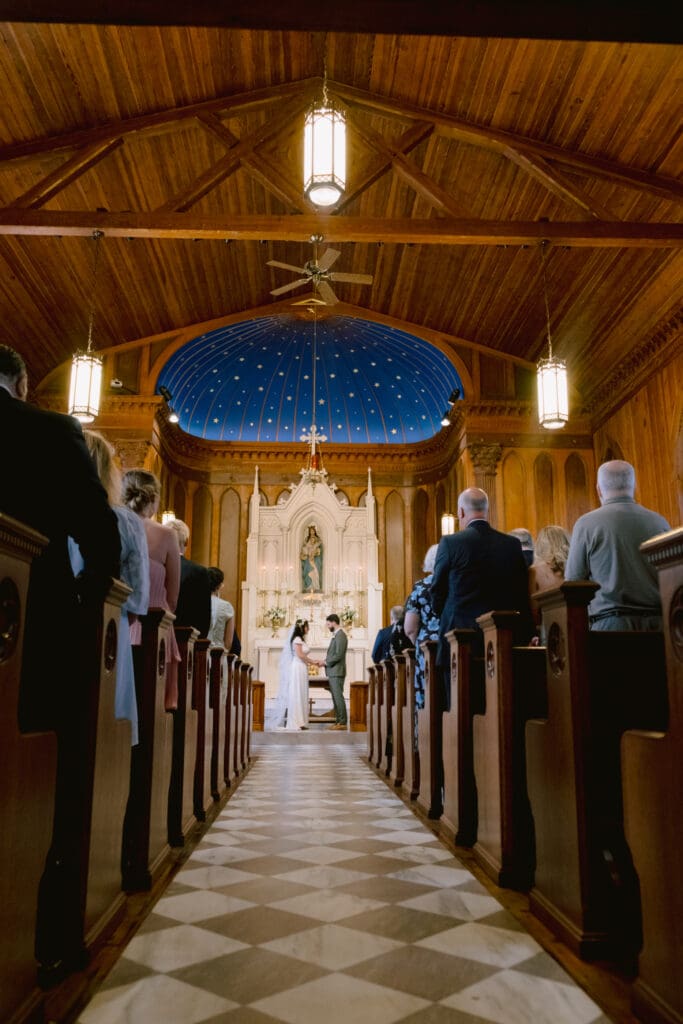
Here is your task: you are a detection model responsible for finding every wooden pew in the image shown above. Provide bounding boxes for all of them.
[373,662,385,771]
[209,647,228,802]
[122,608,174,892]
[192,637,213,821]
[244,664,254,764]
[252,679,265,731]
[232,657,243,779]
[416,640,443,820]
[168,626,199,846]
[473,612,546,890]
[224,653,237,786]
[526,581,667,960]
[35,575,131,984]
[349,680,368,730]
[366,666,377,764]
[379,658,394,777]
[440,629,481,848]
[401,648,419,801]
[239,662,251,769]
[622,527,683,1024]
[0,515,56,1023]
[389,653,406,788]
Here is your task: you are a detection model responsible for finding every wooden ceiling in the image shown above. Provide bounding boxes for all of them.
[0,5,680,423]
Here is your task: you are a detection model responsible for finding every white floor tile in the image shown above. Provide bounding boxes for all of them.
[78,975,235,1024]
[418,922,541,967]
[124,924,247,972]
[442,967,604,1024]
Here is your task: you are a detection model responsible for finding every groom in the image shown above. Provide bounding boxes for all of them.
[324,613,348,730]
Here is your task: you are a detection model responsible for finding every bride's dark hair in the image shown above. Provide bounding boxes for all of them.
[291,619,308,643]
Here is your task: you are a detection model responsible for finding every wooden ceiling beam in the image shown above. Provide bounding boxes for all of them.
[0,78,316,166]
[335,122,434,213]
[11,138,125,209]
[0,210,680,246]
[350,120,472,218]
[157,91,314,212]
[196,113,310,213]
[334,82,683,202]
[0,2,678,44]
[502,147,620,221]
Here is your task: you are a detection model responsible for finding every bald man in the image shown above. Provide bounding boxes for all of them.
[431,488,534,706]
[565,460,669,630]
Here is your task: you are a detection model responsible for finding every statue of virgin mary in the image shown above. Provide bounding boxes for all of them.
[300,524,323,593]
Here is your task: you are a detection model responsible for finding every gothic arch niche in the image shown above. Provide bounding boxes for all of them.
[601,438,625,463]
[436,482,447,529]
[385,490,406,613]
[534,454,555,530]
[191,486,212,564]
[412,489,430,582]
[173,481,186,522]
[218,488,241,610]
[565,453,591,529]
[501,452,526,532]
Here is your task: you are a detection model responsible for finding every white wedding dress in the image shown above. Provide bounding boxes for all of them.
[286,637,310,730]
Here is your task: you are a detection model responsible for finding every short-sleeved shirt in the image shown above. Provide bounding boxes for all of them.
[208,594,235,648]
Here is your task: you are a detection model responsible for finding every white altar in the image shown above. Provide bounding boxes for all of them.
[240,463,383,698]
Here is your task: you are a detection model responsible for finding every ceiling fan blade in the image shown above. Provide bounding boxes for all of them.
[317,280,338,305]
[316,247,341,272]
[267,260,308,274]
[270,278,309,296]
[329,272,374,285]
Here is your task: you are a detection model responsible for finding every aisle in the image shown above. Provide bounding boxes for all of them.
[78,741,611,1024]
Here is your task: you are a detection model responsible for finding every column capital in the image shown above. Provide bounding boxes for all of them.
[467,442,502,475]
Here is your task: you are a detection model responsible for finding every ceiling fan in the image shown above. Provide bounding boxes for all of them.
[267,242,373,306]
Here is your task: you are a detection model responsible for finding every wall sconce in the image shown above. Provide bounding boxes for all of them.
[536,241,569,430]
[441,512,456,535]
[68,230,104,423]
[447,388,461,406]
[159,384,180,423]
[440,410,451,427]
[303,74,346,207]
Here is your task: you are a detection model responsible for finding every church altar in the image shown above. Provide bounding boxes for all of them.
[240,460,383,699]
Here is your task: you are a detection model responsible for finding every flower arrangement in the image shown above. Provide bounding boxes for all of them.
[341,605,357,626]
[264,606,286,626]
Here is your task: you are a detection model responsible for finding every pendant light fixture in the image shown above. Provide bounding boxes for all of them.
[68,230,104,423]
[536,241,569,430]
[303,67,346,207]
[441,512,456,535]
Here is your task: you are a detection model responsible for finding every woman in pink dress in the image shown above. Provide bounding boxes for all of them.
[122,469,181,710]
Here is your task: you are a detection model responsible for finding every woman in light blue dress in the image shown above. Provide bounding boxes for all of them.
[69,431,149,745]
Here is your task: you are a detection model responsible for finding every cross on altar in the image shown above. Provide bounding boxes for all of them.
[300,424,327,455]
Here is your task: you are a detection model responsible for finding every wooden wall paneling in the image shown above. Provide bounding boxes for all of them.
[209,487,222,565]
[173,479,186,521]
[191,485,212,565]
[385,489,406,613]
[501,451,527,533]
[565,452,591,530]
[219,487,242,617]
[534,453,555,534]
[412,488,430,585]
[403,489,414,602]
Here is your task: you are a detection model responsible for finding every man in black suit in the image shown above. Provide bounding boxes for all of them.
[168,518,212,637]
[0,344,120,980]
[371,605,405,664]
[431,487,535,706]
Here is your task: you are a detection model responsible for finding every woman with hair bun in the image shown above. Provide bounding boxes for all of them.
[122,468,181,709]
[285,619,320,730]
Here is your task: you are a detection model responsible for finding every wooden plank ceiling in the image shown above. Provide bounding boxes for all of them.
[0,18,680,417]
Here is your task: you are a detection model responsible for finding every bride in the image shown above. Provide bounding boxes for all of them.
[276,619,321,730]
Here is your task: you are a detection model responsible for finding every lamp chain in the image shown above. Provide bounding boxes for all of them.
[86,230,104,353]
[540,240,553,360]
[311,305,318,430]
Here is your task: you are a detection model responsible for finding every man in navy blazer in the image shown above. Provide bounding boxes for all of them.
[431,487,534,706]
[168,518,212,638]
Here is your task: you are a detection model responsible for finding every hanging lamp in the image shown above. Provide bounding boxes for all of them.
[441,512,456,535]
[536,241,569,430]
[303,70,346,207]
[68,230,104,423]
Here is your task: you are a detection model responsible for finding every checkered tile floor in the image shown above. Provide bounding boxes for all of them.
[78,740,612,1023]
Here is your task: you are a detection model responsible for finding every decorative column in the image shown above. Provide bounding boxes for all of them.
[113,438,153,472]
[467,442,502,526]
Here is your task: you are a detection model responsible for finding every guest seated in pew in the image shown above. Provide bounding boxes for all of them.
[207,565,235,650]
[0,344,120,730]
[122,470,181,709]
[528,525,570,636]
[372,605,408,664]
[508,527,535,567]
[69,431,150,745]
[404,544,440,713]
[431,487,535,707]
[565,460,670,631]
[168,518,212,640]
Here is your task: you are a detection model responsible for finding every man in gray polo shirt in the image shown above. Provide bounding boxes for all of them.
[565,460,670,630]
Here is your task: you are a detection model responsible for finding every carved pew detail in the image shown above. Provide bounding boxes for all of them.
[380,658,394,777]
[401,648,419,801]
[416,640,443,820]
[366,666,376,764]
[622,527,683,1024]
[209,647,228,801]
[374,662,385,771]
[192,637,213,821]
[168,626,199,846]
[389,653,406,788]
[232,657,243,779]
[0,515,56,1022]
[441,629,480,847]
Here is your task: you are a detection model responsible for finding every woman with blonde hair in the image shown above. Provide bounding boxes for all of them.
[69,431,150,744]
[122,468,181,709]
[529,525,571,634]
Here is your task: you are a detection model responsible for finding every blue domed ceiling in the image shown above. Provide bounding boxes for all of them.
[157,315,463,445]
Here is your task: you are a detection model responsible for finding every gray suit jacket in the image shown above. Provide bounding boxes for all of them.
[325,628,348,680]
